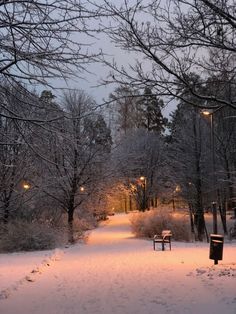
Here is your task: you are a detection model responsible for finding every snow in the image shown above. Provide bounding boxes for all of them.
[0,213,236,314]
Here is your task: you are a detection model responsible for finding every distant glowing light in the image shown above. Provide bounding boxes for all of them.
[175,185,181,192]
[23,183,30,190]
[80,186,85,192]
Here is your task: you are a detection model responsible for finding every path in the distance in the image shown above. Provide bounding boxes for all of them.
[1,213,236,314]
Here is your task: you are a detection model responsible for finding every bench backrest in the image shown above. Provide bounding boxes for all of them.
[161,230,172,238]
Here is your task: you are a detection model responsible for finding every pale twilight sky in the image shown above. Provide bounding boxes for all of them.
[50,1,176,118]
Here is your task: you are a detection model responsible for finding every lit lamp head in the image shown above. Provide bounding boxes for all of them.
[80,186,85,192]
[23,183,30,190]
[140,176,145,181]
[201,109,213,116]
[175,185,181,192]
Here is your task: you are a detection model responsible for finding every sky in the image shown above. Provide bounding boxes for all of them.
[56,37,176,119]
[49,1,177,119]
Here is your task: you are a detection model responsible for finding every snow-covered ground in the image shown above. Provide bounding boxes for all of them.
[0,213,236,314]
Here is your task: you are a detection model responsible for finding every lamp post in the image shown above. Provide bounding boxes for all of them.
[140,176,147,211]
[172,191,175,211]
[172,185,181,212]
[201,109,218,234]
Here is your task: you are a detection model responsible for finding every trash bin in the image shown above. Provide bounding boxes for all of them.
[209,234,224,264]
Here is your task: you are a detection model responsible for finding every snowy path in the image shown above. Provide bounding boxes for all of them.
[1,213,236,314]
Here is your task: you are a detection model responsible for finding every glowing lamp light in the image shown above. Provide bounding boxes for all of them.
[140,176,145,181]
[201,109,213,116]
[80,186,85,192]
[175,185,181,192]
[202,111,211,116]
[23,183,30,190]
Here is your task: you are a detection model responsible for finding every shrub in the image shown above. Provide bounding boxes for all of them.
[130,209,191,241]
[0,221,62,252]
[0,213,100,252]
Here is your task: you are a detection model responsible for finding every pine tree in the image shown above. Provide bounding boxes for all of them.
[137,87,167,133]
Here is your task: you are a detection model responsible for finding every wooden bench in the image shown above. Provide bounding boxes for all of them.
[153,230,172,251]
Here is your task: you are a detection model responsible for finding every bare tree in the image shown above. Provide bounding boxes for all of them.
[168,102,208,241]
[108,85,141,139]
[98,0,236,110]
[0,0,104,136]
[0,86,113,238]
[0,84,36,223]
[112,128,167,211]
[38,90,112,242]
[0,0,101,84]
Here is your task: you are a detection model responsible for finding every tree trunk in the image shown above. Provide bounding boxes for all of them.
[67,146,78,243]
[188,203,195,234]
[225,157,234,212]
[124,197,127,213]
[67,182,77,243]
[3,205,9,224]
[194,208,205,241]
[3,198,10,224]
[68,207,75,244]
[219,204,227,234]
[129,194,132,211]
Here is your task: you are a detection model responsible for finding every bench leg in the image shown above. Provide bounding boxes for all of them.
[162,242,165,251]
[153,241,155,250]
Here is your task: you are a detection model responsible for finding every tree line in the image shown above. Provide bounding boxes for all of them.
[0,85,112,245]
[107,80,236,241]
[0,1,235,246]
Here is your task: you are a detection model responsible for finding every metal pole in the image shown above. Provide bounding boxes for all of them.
[142,179,146,211]
[211,113,218,234]
[212,201,218,234]
[144,178,147,210]
[172,193,175,211]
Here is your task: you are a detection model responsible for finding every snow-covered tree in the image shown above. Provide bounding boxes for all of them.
[37,90,112,242]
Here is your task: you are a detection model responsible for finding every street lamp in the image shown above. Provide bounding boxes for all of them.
[80,186,85,192]
[140,176,147,211]
[201,109,218,234]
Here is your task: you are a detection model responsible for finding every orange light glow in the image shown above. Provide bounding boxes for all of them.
[201,109,213,116]
[80,186,85,192]
[23,183,30,190]
[175,185,181,192]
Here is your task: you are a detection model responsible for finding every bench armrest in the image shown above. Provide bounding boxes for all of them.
[163,234,172,240]
[153,234,162,240]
